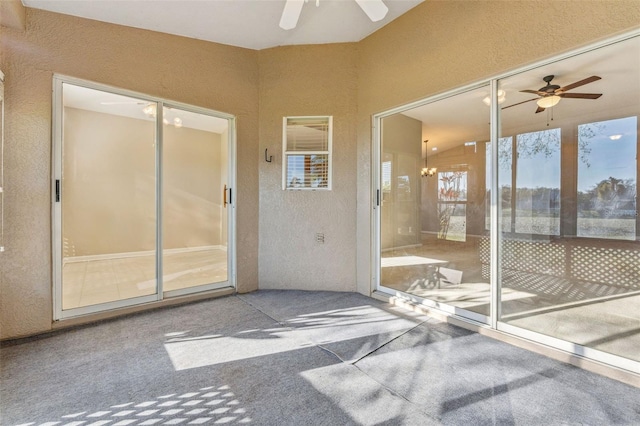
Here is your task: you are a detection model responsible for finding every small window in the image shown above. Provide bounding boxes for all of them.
[283,116,332,190]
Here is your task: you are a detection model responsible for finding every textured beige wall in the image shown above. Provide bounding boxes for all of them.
[0,0,26,30]
[355,0,640,295]
[258,44,358,291]
[1,1,639,339]
[0,8,259,339]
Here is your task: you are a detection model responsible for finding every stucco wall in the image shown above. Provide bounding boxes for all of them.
[0,8,259,339]
[1,1,639,339]
[258,44,358,291]
[355,0,640,295]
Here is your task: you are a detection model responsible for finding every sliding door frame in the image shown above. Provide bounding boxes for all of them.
[372,80,492,326]
[371,29,640,374]
[52,75,236,320]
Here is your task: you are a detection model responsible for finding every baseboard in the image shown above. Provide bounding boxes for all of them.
[64,245,225,264]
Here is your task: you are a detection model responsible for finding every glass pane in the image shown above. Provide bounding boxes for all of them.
[162,107,229,292]
[380,86,491,321]
[285,154,329,188]
[515,128,561,235]
[286,117,330,151]
[498,35,640,363]
[61,83,157,309]
[486,137,513,232]
[577,117,637,240]
[438,172,467,241]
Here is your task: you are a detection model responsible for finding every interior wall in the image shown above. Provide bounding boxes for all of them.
[60,108,225,255]
[258,43,358,291]
[0,8,259,339]
[164,122,223,252]
[0,0,26,30]
[380,114,422,250]
[356,0,640,295]
[63,107,156,257]
[1,1,639,340]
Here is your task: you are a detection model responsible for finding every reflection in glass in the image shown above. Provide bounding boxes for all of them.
[485,137,513,231]
[284,116,331,189]
[438,171,467,241]
[515,128,560,235]
[61,83,157,309]
[498,36,639,364]
[162,107,228,292]
[380,87,491,321]
[577,117,637,240]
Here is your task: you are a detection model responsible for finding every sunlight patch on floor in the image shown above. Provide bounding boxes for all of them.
[164,305,422,370]
[13,385,251,425]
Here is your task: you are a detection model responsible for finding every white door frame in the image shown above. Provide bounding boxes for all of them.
[52,75,237,320]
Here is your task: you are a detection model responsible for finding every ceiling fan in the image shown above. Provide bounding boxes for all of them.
[503,75,602,113]
[280,0,389,30]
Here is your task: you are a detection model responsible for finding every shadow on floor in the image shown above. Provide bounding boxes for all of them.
[1,290,638,425]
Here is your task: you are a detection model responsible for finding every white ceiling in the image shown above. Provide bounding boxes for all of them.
[22,0,424,50]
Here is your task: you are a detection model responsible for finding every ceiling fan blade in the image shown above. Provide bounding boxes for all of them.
[559,93,602,99]
[355,0,389,22]
[279,0,304,30]
[520,89,549,97]
[557,76,601,93]
[535,106,545,114]
[502,97,538,109]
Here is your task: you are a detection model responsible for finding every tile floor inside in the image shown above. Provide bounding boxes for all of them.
[62,248,227,310]
[381,238,640,364]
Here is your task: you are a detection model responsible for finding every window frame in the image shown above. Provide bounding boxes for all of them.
[282,115,333,191]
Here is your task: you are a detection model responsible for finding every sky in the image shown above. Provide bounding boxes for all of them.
[576,116,637,192]
[484,116,637,193]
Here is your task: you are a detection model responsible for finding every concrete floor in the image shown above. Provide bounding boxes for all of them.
[1,290,639,425]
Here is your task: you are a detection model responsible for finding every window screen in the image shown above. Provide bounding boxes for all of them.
[283,116,332,190]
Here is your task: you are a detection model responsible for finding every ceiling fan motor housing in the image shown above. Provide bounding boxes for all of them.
[540,75,560,94]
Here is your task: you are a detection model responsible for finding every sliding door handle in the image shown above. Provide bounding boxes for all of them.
[223,184,227,208]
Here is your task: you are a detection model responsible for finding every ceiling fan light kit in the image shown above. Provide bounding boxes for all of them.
[502,74,602,114]
[482,89,506,106]
[421,139,437,177]
[536,95,561,109]
[279,0,389,30]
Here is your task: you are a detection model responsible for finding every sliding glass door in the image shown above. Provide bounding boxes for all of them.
[53,77,235,319]
[377,85,491,323]
[375,32,640,373]
[162,106,230,296]
[496,35,639,369]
